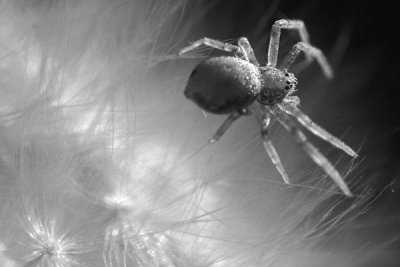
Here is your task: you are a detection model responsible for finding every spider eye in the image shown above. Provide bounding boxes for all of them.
[284,72,297,91]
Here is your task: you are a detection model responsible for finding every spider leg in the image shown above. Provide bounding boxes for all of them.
[238,37,260,66]
[267,19,310,68]
[281,42,333,78]
[209,109,249,143]
[281,103,358,157]
[273,109,353,197]
[260,111,290,184]
[179,37,241,57]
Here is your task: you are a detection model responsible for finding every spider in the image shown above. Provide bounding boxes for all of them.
[179,19,357,197]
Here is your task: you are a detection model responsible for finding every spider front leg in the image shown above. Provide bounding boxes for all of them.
[179,37,241,57]
[260,110,290,184]
[281,42,333,78]
[267,19,310,67]
[273,109,353,197]
[209,108,250,143]
[281,103,358,157]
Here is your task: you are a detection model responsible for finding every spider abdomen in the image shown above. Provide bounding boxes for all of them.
[184,56,261,114]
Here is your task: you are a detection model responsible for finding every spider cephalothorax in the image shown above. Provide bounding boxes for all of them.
[258,68,298,106]
[179,19,357,197]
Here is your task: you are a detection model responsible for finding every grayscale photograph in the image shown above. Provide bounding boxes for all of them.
[0,0,398,266]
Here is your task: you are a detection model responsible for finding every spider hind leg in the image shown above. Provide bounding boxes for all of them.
[179,37,241,56]
[209,108,250,143]
[274,109,353,197]
[258,111,291,184]
[261,132,291,184]
[283,104,358,157]
[238,37,260,66]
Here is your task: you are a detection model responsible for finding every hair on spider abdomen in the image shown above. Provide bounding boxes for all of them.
[184,56,261,114]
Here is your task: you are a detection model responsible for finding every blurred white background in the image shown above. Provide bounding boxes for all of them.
[0,0,398,266]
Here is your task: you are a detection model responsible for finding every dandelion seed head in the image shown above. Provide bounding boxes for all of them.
[21,214,80,266]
